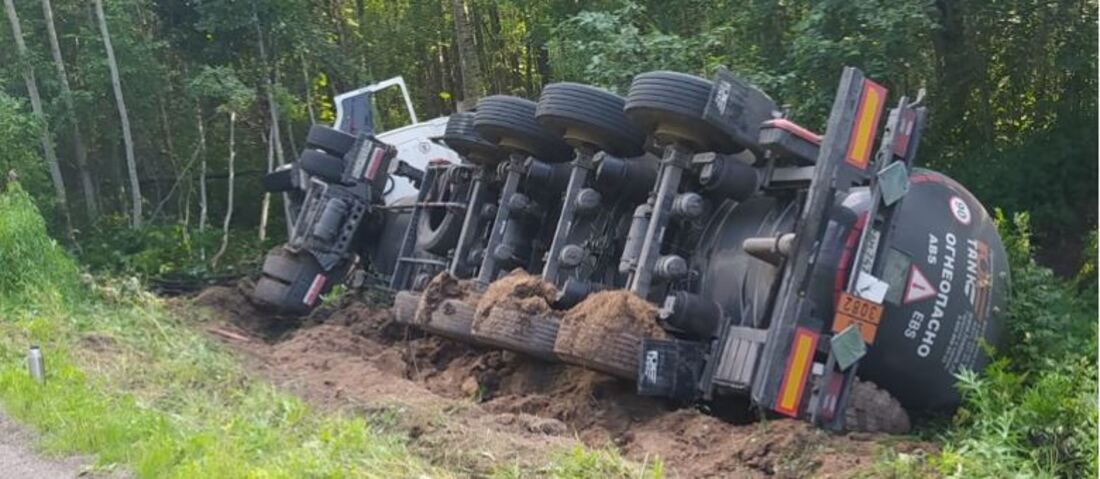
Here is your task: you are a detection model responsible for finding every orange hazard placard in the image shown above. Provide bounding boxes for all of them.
[832,292,884,343]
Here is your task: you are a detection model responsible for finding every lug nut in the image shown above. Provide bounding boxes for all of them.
[575,188,602,213]
[560,244,587,267]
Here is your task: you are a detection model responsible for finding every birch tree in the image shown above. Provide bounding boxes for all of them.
[41,0,97,220]
[188,67,253,268]
[4,0,74,241]
[93,0,142,227]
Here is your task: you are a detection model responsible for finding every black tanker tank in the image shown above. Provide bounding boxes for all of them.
[692,168,1009,411]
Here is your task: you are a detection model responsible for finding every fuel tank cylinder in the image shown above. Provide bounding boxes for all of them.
[691,169,1009,411]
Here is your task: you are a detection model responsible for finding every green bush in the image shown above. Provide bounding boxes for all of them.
[931,212,1098,478]
[77,216,277,280]
[0,182,81,306]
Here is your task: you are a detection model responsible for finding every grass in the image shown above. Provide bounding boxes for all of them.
[0,182,447,478]
[0,181,658,478]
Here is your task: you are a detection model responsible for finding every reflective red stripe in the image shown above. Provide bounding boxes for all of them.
[364,147,386,180]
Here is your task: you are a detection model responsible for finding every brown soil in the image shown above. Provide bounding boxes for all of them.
[554,290,668,376]
[558,290,668,344]
[414,272,478,324]
[187,286,934,478]
[474,269,558,321]
[845,380,911,434]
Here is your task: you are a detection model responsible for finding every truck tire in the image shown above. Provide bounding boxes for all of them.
[474,95,574,162]
[624,71,738,153]
[443,112,503,165]
[299,149,346,183]
[305,124,356,157]
[536,83,645,157]
[415,174,466,256]
[417,206,463,257]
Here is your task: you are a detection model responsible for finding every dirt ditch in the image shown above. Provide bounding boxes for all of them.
[189,283,931,478]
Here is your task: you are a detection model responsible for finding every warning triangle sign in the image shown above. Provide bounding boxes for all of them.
[904,265,936,304]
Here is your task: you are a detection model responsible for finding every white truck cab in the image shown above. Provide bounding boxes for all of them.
[333,76,460,203]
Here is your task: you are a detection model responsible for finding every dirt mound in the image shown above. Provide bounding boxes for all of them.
[558,290,667,343]
[621,410,920,478]
[483,361,670,444]
[553,290,668,377]
[473,269,558,321]
[845,380,911,434]
[192,282,298,338]
[194,286,934,477]
[414,272,478,324]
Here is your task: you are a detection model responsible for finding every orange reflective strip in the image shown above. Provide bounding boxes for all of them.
[845,80,887,170]
[775,327,819,417]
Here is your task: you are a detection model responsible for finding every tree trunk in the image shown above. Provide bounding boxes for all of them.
[300,53,317,124]
[42,0,97,221]
[254,7,285,241]
[196,103,208,232]
[211,111,236,268]
[258,122,274,241]
[94,0,142,228]
[5,0,75,242]
[451,0,484,111]
[285,116,298,156]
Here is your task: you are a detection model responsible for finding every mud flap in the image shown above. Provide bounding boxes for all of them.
[637,338,706,401]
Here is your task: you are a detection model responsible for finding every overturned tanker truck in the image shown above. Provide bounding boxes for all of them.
[252,66,1009,431]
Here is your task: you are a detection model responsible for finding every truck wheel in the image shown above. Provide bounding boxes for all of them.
[536,83,645,157]
[305,124,356,157]
[624,71,738,153]
[474,95,574,162]
[415,177,465,256]
[443,112,504,165]
[299,150,346,183]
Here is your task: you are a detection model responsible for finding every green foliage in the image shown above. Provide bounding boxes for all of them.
[995,211,1097,365]
[0,182,81,306]
[188,66,255,114]
[0,93,52,217]
[923,211,1098,478]
[77,217,274,280]
[548,3,731,93]
[546,0,1096,247]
